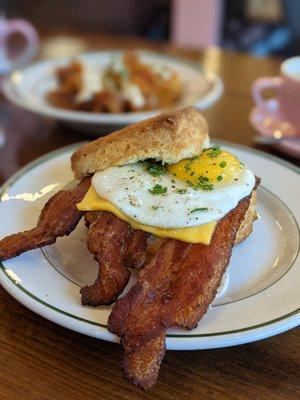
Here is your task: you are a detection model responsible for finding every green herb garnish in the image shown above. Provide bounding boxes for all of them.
[198,183,214,191]
[144,161,167,176]
[190,207,209,213]
[152,205,160,210]
[219,161,227,168]
[185,179,194,187]
[217,175,223,182]
[195,175,213,190]
[149,184,168,195]
[198,175,210,183]
[176,189,187,194]
[206,146,222,158]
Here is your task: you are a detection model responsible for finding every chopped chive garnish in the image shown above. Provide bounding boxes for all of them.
[190,171,195,176]
[219,161,227,168]
[176,189,187,194]
[206,146,222,158]
[144,161,167,176]
[152,205,160,210]
[199,184,214,191]
[196,181,214,191]
[190,207,209,213]
[149,184,168,195]
[185,179,194,187]
[217,175,223,182]
[198,175,210,183]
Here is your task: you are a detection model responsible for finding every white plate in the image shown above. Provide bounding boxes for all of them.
[2,51,223,134]
[0,141,299,350]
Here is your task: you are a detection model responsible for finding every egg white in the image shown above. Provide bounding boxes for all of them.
[92,163,255,229]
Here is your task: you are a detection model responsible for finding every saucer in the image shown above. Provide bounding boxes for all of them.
[250,98,300,159]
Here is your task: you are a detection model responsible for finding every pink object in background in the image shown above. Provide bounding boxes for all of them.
[171,0,223,47]
[0,14,39,75]
[252,56,300,132]
[251,56,300,160]
[250,98,300,159]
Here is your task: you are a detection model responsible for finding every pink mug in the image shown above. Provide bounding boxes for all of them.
[0,15,39,75]
[252,56,300,130]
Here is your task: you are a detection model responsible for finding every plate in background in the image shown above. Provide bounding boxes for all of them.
[2,50,223,134]
[0,141,299,350]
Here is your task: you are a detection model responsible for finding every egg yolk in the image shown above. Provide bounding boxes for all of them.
[167,147,244,186]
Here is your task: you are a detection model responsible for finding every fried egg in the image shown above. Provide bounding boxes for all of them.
[86,147,255,229]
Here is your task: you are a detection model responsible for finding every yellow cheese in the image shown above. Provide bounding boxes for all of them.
[77,187,216,244]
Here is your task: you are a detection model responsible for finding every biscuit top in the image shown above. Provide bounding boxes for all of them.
[71,107,209,179]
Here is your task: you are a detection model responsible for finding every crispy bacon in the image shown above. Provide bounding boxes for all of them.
[81,211,132,306]
[0,178,91,261]
[84,210,99,227]
[123,230,149,269]
[108,193,253,389]
[81,212,149,306]
[84,211,149,270]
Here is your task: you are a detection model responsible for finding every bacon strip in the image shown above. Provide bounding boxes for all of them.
[108,193,252,389]
[123,230,149,269]
[0,178,91,261]
[81,211,132,306]
[81,212,149,306]
[84,211,149,270]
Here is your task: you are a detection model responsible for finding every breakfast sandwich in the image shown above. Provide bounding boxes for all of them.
[0,107,259,389]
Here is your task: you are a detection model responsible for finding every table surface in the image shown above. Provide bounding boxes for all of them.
[0,33,299,400]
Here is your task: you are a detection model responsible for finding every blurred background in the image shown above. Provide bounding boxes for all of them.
[2,0,300,57]
[1,0,300,178]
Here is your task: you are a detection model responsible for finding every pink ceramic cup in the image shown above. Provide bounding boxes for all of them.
[0,15,39,75]
[252,56,300,132]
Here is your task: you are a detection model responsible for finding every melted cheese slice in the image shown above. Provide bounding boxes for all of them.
[77,187,216,244]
